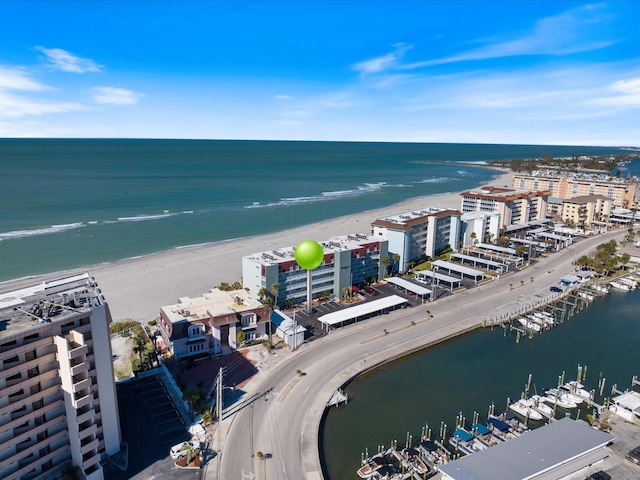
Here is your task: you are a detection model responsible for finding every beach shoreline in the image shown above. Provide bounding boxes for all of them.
[1,169,513,322]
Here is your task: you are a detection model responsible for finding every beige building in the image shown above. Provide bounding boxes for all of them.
[157,288,269,358]
[513,173,637,208]
[560,194,613,228]
[0,273,121,480]
[459,186,550,226]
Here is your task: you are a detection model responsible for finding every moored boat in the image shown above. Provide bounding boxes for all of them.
[509,398,543,421]
[517,317,542,332]
[543,388,578,409]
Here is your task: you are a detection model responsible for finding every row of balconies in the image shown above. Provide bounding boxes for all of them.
[3,434,70,480]
[0,337,52,357]
[0,399,64,437]
[0,384,61,419]
[3,369,58,400]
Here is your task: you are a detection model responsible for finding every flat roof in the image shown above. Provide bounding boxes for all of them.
[414,270,462,285]
[385,277,431,296]
[318,295,407,326]
[450,253,505,269]
[477,243,517,255]
[439,418,614,480]
[161,288,263,324]
[612,390,640,415]
[432,260,485,279]
[536,232,571,241]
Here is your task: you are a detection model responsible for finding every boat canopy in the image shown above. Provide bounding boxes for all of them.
[487,417,510,432]
[472,423,491,436]
[453,429,474,442]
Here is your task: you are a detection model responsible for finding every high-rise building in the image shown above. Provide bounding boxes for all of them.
[0,273,121,480]
[460,186,549,226]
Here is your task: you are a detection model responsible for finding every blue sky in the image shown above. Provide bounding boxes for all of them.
[0,1,638,145]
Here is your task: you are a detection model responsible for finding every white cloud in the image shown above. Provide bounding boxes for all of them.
[353,43,412,74]
[588,77,640,107]
[275,94,293,101]
[0,91,85,118]
[0,66,48,91]
[36,47,102,73]
[91,87,142,105]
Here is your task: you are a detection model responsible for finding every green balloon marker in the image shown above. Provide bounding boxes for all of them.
[295,240,324,314]
[294,240,324,270]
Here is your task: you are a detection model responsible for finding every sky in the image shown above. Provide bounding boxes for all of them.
[0,1,638,145]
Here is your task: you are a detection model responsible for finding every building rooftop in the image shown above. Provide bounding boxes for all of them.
[160,288,263,324]
[244,233,381,266]
[564,194,614,204]
[371,207,462,230]
[460,185,550,201]
[439,418,614,480]
[0,272,104,339]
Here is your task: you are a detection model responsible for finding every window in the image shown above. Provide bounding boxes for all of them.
[188,324,205,337]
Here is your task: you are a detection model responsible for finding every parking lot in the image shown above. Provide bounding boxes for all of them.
[104,375,198,480]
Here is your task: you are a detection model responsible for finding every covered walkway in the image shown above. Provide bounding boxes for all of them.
[317,295,408,330]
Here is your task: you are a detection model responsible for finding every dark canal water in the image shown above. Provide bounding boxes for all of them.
[321,288,640,479]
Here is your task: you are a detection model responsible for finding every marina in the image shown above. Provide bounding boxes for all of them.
[322,276,640,479]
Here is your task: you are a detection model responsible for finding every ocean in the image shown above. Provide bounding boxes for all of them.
[0,139,627,282]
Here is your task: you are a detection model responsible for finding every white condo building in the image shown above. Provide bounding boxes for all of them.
[371,208,461,272]
[460,211,502,247]
[242,234,388,305]
[0,273,121,480]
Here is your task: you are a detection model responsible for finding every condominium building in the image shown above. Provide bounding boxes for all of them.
[242,234,388,304]
[157,288,268,358]
[560,194,613,228]
[513,172,637,208]
[371,208,461,272]
[460,211,501,247]
[0,273,121,480]
[460,186,549,226]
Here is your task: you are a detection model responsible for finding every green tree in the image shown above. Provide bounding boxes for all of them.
[380,254,391,275]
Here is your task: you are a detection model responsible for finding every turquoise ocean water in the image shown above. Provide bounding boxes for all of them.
[0,139,626,282]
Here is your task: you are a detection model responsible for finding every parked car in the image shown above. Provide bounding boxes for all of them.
[626,445,640,465]
[550,286,562,293]
[586,471,611,480]
[169,440,202,460]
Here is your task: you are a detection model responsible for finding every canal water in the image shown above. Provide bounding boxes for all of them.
[320,288,640,479]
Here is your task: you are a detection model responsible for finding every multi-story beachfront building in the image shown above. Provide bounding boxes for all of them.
[460,186,550,226]
[242,234,388,305]
[0,273,122,480]
[370,208,461,272]
[560,194,613,228]
[459,211,502,247]
[157,288,268,358]
[513,172,638,208]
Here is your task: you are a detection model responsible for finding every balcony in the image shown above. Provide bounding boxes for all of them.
[72,378,91,394]
[80,437,99,455]
[78,423,98,439]
[70,361,89,377]
[68,344,88,360]
[73,392,93,410]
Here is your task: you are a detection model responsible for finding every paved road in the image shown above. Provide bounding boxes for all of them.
[210,229,624,480]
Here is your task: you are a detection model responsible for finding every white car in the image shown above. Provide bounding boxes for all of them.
[169,440,202,460]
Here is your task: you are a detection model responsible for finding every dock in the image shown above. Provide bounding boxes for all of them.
[327,388,348,407]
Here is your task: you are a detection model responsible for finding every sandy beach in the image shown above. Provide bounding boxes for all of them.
[4,170,513,322]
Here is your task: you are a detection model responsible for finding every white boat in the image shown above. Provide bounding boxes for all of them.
[448,428,489,456]
[619,277,637,289]
[532,312,555,327]
[558,385,585,405]
[517,317,542,332]
[531,395,555,419]
[544,388,578,409]
[577,291,594,301]
[509,398,543,421]
[593,283,610,294]
[610,280,632,291]
[564,381,592,401]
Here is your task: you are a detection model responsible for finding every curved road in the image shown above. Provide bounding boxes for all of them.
[212,229,623,480]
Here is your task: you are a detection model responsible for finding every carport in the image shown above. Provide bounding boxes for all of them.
[535,232,572,250]
[432,260,485,284]
[450,253,507,273]
[414,270,462,291]
[386,277,432,300]
[318,295,408,330]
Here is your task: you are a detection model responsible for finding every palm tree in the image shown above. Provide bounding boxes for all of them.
[392,253,401,274]
[269,283,280,346]
[470,231,477,245]
[179,442,199,466]
[380,254,391,276]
